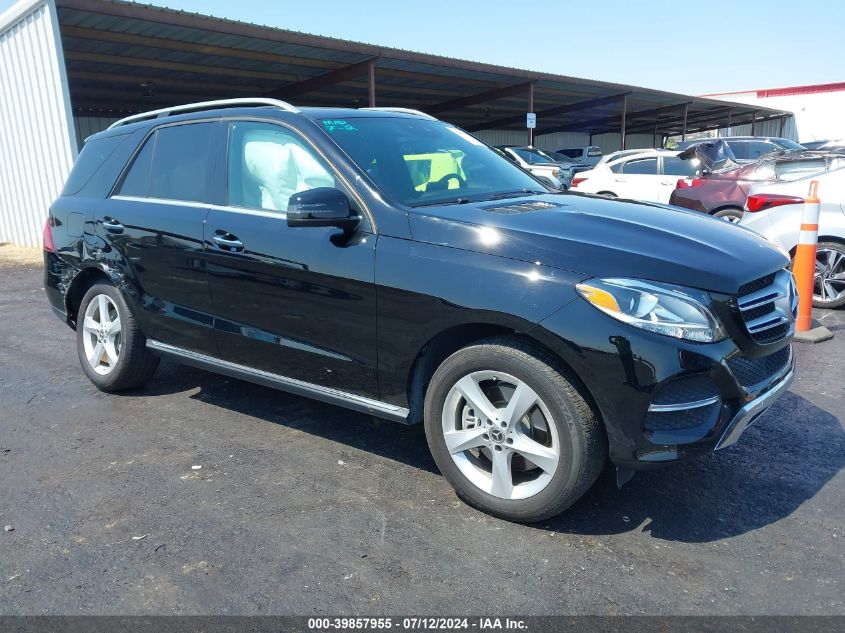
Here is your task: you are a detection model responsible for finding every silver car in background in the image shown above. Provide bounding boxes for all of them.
[740,166,845,308]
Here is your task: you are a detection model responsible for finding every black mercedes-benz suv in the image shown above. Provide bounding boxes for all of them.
[44,99,797,522]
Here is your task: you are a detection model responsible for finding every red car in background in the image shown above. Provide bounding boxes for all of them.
[668,140,845,222]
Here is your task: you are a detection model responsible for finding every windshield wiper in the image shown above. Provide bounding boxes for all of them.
[489,189,545,200]
[412,197,473,208]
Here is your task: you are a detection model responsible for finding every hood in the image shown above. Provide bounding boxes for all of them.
[408,193,788,295]
[678,139,740,172]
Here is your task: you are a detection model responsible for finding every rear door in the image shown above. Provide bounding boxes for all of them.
[659,155,699,203]
[204,119,379,397]
[614,156,660,201]
[107,120,220,355]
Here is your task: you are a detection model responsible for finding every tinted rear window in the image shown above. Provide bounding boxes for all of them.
[150,123,214,202]
[117,135,155,197]
[62,134,127,196]
[116,122,215,202]
[622,157,657,174]
[662,156,698,176]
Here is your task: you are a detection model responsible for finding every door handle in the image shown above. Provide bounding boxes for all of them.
[212,230,244,253]
[102,217,124,234]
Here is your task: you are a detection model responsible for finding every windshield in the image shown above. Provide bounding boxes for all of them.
[511,147,557,164]
[548,152,576,164]
[774,139,806,151]
[322,118,544,207]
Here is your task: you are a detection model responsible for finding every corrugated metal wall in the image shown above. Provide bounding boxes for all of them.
[719,116,797,140]
[74,116,119,148]
[472,129,662,154]
[0,0,76,247]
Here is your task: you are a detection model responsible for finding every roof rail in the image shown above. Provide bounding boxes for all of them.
[359,107,437,120]
[107,98,300,129]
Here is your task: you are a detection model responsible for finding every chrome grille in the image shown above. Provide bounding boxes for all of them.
[737,270,797,345]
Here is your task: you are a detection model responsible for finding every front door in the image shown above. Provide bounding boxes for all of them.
[105,120,220,355]
[204,120,379,398]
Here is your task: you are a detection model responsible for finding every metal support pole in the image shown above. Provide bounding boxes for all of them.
[725,109,732,136]
[653,123,658,149]
[751,110,757,136]
[779,115,785,137]
[527,83,534,146]
[368,60,376,108]
[619,94,627,150]
[681,103,689,141]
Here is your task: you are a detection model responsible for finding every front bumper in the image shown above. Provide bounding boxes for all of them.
[531,297,796,469]
[715,362,794,450]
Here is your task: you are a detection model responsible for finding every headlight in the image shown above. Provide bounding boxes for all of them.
[575,278,726,343]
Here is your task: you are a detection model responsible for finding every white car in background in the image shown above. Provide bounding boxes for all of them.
[740,166,845,308]
[592,148,661,169]
[571,150,699,203]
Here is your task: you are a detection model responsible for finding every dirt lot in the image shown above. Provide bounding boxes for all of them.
[1,258,843,615]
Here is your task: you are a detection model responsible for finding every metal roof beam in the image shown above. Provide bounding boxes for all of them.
[625,107,736,135]
[427,82,533,115]
[540,101,693,135]
[266,58,378,99]
[466,92,630,132]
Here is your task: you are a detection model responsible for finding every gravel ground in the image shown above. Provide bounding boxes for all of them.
[0,261,843,615]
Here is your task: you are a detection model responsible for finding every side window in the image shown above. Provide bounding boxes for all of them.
[149,123,215,202]
[746,141,777,160]
[63,134,127,196]
[228,121,336,213]
[117,135,155,197]
[662,156,698,176]
[726,140,748,161]
[622,158,658,175]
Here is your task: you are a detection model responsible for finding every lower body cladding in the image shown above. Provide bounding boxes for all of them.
[529,299,795,478]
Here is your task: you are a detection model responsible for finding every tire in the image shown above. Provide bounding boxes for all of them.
[812,241,845,309]
[597,191,617,198]
[713,207,743,223]
[424,337,606,522]
[76,282,159,391]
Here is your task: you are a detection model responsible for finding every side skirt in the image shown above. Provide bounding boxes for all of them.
[146,340,411,424]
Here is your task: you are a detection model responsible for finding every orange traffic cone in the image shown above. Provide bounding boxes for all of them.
[793,180,820,332]
[792,180,833,343]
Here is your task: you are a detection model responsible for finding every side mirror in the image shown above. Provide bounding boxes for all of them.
[287,187,360,231]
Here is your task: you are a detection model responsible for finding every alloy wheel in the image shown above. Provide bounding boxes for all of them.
[81,294,122,375]
[441,370,560,500]
[815,247,845,304]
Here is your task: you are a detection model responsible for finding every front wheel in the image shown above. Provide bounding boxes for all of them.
[424,338,606,522]
[76,282,159,391]
[813,242,845,308]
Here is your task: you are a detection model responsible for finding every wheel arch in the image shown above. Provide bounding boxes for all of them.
[405,323,601,428]
[709,203,744,215]
[65,265,120,328]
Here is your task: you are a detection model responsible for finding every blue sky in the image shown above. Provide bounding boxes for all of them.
[3,0,841,95]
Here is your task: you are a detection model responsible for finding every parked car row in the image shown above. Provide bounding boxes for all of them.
[565,135,845,309]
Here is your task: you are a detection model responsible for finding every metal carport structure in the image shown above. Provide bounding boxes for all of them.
[1,0,792,246]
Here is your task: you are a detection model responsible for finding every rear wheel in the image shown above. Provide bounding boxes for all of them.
[713,207,743,223]
[813,242,845,308]
[76,283,159,391]
[424,337,606,522]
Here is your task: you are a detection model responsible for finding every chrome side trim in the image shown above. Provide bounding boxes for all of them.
[146,340,411,424]
[108,98,300,129]
[647,395,721,413]
[716,365,794,450]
